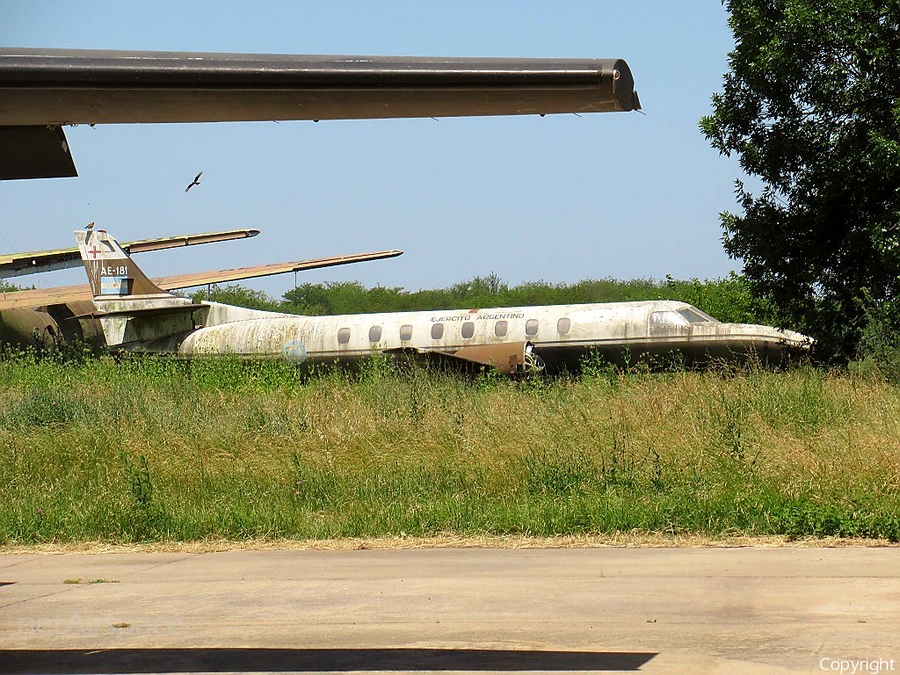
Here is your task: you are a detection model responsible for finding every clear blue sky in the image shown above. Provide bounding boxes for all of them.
[1,1,745,299]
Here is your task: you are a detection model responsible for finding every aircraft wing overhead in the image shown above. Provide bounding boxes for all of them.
[122,228,260,254]
[153,249,404,290]
[0,48,640,180]
[0,228,260,278]
[0,248,402,310]
[0,283,92,310]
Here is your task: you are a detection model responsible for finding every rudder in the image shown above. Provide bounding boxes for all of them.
[75,228,168,298]
[74,228,204,349]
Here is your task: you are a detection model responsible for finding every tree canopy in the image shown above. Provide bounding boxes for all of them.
[701,0,900,359]
[193,275,777,327]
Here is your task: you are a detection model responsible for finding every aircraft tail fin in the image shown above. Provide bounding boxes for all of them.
[75,228,169,298]
[74,228,204,348]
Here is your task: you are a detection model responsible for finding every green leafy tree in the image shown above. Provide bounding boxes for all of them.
[664,273,778,325]
[198,276,777,327]
[701,0,900,360]
[282,281,344,315]
[190,284,282,312]
[283,281,406,315]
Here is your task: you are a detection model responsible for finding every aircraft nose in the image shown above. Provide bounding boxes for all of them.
[780,329,815,349]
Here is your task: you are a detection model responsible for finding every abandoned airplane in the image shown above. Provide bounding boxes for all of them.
[56,228,812,373]
[0,229,401,350]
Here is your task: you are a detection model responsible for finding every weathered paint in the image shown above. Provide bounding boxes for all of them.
[0,229,259,279]
[0,50,640,125]
[0,301,103,349]
[0,307,59,348]
[50,228,814,374]
[76,229,166,298]
[0,49,640,180]
[152,300,812,372]
[150,249,402,290]
[0,239,401,311]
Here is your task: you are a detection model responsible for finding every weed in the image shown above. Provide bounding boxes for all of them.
[0,357,897,543]
[120,452,153,508]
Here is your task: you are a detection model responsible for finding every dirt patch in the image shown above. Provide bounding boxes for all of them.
[2,533,897,555]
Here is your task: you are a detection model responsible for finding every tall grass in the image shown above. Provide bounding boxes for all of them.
[1,354,898,543]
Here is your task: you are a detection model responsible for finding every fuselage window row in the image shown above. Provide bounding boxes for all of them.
[340,317,571,346]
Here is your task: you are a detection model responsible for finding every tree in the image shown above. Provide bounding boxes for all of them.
[701,0,900,360]
[189,284,282,312]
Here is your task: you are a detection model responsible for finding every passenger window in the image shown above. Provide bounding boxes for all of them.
[525,319,539,336]
[461,321,475,339]
[431,323,444,340]
[557,317,571,335]
[337,328,351,344]
[495,321,508,338]
[400,324,413,341]
[368,325,382,343]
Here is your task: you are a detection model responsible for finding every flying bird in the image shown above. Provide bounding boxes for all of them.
[185,171,203,193]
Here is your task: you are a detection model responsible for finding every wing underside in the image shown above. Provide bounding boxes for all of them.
[0,49,640,180]
[0,125,76,180]
[386,342,535,375]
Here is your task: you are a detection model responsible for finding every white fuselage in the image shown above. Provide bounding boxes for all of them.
[145,300,811,370]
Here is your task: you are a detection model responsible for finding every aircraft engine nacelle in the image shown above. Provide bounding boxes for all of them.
[0,302,105,350]
[0,307,60,348]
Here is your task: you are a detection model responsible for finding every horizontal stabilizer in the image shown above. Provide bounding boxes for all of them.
[74,302,208,320]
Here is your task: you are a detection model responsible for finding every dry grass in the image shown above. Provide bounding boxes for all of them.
[3,533,897,556]
[1,356,898,544]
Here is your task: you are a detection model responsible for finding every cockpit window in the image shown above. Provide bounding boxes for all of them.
[649,311,687,327]
[651,308,719,327]
[678,308,718,324]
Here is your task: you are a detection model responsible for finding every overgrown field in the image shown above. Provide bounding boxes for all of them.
[1,355,898,544]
